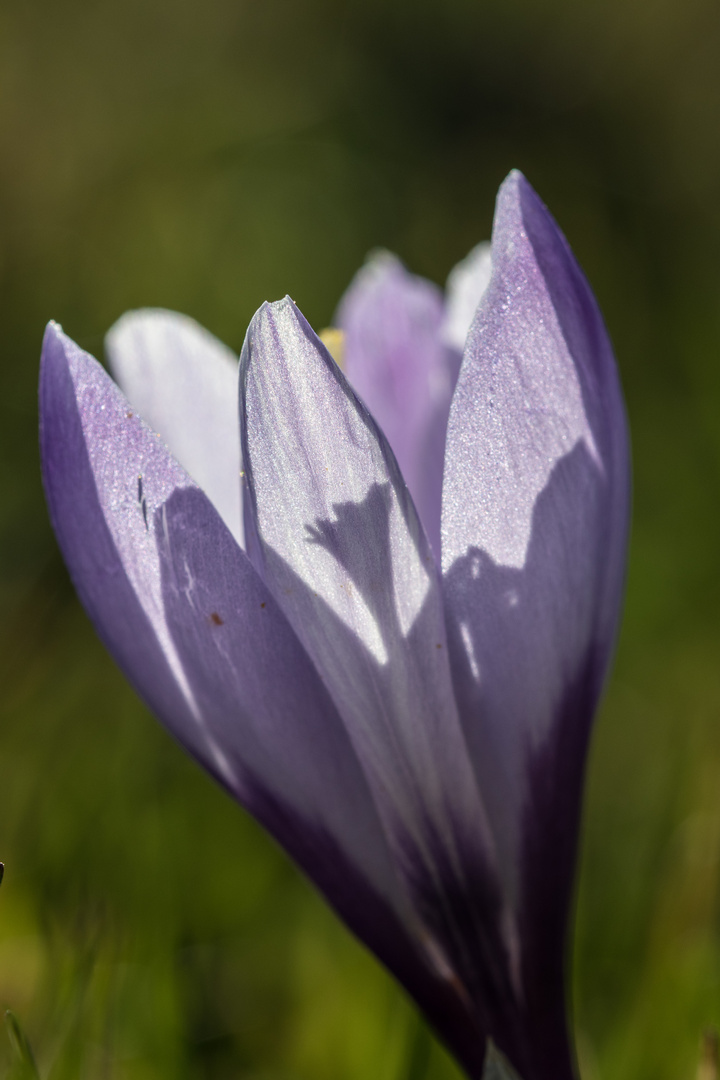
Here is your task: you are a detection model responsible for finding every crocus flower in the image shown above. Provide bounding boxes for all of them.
[39,171,629,1080]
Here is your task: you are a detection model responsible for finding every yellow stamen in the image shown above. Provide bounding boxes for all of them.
[698,1030,719,1080]
[319,328,345,370]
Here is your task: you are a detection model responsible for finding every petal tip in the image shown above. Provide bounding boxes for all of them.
[242,297,306,383]
[40,321,80,385]
[42,320,67,353]
[105,307,237,360]
[492,171,563,268]
[495,169,530,218]
[249,295,298,333]
[106,307,175,345]
[269,294,296,313]
[357,248,403,282]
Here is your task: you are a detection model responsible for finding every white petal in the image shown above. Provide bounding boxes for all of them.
[106,309,243,545]
[442,242,493,353]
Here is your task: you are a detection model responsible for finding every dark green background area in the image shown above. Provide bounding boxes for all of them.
[1,0,719,1077]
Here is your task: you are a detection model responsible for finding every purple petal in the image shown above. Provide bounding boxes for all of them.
[240,298,522,1056]
[442,172,629,1079]
[40,325,395,942]
[156,485,489,1072]
[336,253,456,560]
[40,320,492,1078]
[106,309,244,546]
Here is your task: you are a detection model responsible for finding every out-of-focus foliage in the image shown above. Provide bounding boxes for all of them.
[1,0,719,1077]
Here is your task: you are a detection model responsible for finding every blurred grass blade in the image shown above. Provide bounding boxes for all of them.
[482,1040,522,1080]
[403,1013,432,1080]
[5,1011,40,1079]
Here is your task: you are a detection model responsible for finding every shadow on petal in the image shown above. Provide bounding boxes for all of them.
[444,442,617,1080]
[156,486,489,1080]
[260,532,525,1077]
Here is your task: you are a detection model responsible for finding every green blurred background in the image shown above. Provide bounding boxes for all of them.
[1,0,719,1077]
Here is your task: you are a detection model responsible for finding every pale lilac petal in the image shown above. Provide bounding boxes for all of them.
[240,299,521,1049]
[106,310,243,546]
[156,487,492,1068]
[40,323,401,941]
[441,242,493,353]
[336,253,455,559]
[442,172,629,1080]
[40,320,494,1075]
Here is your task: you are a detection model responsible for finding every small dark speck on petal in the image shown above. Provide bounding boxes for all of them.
[210,612,224,626]
[260,602,266,609]
[127,411,133,419]
[436,643,442,649]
